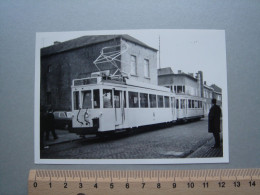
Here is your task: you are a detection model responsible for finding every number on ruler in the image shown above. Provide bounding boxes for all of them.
[187,182,194,188]
[79,182,83,188]
[249,180,256,187]
[203,182,209,188]
[218,181,225,188]
[234,181,240,187]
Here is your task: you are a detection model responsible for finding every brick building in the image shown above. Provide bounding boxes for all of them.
[41,35,157,110]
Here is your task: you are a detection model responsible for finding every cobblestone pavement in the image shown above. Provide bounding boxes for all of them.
[41,118,223,159]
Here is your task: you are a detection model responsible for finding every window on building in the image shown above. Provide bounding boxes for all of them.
[164,96,170,108]
[140,93,148,108]
[149,94,157,108]
[157,95,164,108]
[129,91,139,108]
[103,89,113,108]
[177,86,182,93]
[144,59,150,78]
[176,85,185,93]
[114,90,121,108]
[82,90,92,109]
[174,86,177,93]
[130,55,137,75]
[93,89,100,108]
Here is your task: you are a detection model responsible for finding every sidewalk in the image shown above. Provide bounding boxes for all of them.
[187,137,223,158]
[44,130,82,146]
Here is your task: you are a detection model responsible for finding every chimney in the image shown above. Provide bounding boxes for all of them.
[178,70,182,74]
[204,81,207,85]
[197,71,204,97]
[54,41,61,45]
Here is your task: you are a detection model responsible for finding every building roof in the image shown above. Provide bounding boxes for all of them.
[157,67,174,75]
[41,34,158,56]
[210,84,222,93]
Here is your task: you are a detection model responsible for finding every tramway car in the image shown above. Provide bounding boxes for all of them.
[70,75,177,136]
[175,94,205,122]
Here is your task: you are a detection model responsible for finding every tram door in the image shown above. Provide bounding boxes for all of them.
[114,90,125,127]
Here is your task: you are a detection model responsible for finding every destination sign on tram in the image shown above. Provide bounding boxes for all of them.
[74,78,98,86]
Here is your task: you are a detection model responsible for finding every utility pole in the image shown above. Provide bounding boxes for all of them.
[159,35,161,69]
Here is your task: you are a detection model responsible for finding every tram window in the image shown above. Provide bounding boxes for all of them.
[188,99,191,108]
[171,97,175,108]
[176,99,179,109]
[73,91,79,110]
[114,90,120,108]
[93,89,100,109]
[149,94,157,108]
[164,96,170,108]
[82,90,92,109]
[140,93,148,108]
[129,91,139,108]
[192,100,194,108]
[181,99,185,109]
[157,95,164,108]
[103,89,113,108]
[123,91,126,108]
[194,100,198,108]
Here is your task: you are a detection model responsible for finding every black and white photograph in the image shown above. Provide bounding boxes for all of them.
[34,29,228,164]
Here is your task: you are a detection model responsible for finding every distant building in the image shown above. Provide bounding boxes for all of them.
[203,81,214,115]
[158,67,222,116]
[41,35,158,110]
[158,67,204,97]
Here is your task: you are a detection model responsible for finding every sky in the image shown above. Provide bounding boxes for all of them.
[37,29,227,89]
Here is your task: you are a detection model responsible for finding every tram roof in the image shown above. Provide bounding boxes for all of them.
[72,77,171,93]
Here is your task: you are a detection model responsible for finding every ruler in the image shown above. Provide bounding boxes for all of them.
[28,169,260,195]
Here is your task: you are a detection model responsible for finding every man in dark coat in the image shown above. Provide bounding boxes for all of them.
[208,99,222,148]
[45,108,58,140]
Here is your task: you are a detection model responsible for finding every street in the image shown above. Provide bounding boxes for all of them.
[41,118,223,159]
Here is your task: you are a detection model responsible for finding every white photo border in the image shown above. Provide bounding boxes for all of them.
[34,29,229,164]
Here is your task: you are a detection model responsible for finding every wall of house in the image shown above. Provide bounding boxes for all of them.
[40,39,120,110]
[120,39,158,85]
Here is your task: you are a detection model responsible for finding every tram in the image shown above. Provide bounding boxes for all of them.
[175,94,205,122]
[70,74,176,136]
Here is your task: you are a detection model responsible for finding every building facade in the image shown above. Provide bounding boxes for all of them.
[158,67,222,116]
[158,67,204,97]
[41,35,157,110]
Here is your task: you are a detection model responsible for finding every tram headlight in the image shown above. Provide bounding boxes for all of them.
[84,111,89,120]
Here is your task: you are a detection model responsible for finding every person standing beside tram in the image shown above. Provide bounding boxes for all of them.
[45,108,58,140]
[208,98,222,148]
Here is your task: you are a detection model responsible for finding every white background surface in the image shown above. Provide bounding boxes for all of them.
[0,0,260,194]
